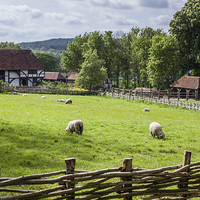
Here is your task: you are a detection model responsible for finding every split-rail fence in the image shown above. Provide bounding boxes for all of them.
[1,151,200,199]
[104,88,200,111]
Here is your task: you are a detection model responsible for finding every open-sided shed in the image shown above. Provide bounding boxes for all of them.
[170,76,200,100]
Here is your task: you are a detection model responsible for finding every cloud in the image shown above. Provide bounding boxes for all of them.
[90,0,134,9]
[149,15,170,26]
[0,30,9,37]
[140,0,169,8]
[0,17,17,26]
[116,17,138,26]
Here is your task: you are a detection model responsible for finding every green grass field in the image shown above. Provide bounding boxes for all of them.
[0,92,200,179]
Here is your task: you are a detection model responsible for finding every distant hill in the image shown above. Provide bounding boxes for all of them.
[18,38,74,65]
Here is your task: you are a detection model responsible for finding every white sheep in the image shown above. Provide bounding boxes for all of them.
[149,122,165,139]
[65,99,72,104]
[65,120,83,135]
[41,96,46,98]
[143,108,150,112]
[57,99,65,102]
[23,94,27,96]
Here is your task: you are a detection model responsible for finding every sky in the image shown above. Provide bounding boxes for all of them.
[0,0,187,44]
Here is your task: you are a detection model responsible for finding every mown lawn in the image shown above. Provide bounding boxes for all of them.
[0,92,200,178]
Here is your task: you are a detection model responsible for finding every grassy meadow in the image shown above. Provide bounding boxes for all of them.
[0,92,200,179]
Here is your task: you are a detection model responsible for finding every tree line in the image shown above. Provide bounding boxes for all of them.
[60,0,200,90]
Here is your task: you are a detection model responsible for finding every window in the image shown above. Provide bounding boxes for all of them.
[28,70,37,74]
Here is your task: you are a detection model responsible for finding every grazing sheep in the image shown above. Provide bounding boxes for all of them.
[23,94,27,96]
[65,99,72,104]
[41,96,46,98]
[149,122,165,139]
[65,120,83,135]
[143,108,150,112]
[12,92,18,95]
[57,99,65,102]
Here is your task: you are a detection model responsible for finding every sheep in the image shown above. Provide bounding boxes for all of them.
[57,99,65,102]
[12,92,18,95]
[23,94,27,96]
[41,96,46,98]
[65,99,72,104]
[149,122,165,139]
[65,120,83,135]
[143,108,150,112]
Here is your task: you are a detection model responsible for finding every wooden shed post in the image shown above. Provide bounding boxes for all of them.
[178,151,191,198]
[167,89,170,100]
[177,89,180,101]
[123,158,132,200]
[186,90,189,101]
[195,90,198,101]
[158,89,160,99]
[65,158,76,199]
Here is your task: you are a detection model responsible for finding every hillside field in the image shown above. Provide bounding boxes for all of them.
[0,93,200,178]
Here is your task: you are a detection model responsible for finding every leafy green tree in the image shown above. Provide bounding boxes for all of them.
[35,52,58,72]
[75,49,107,91]
[169,0,200,75]
[147,35,183,89]
[60,33,89,72]
[130,27,164,88]
[0,42,21,49]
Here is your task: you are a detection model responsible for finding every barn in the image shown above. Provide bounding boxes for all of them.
[170,76,200,99]
[0,49,45,86]
[43,72,66,83]
[66,72,78,85]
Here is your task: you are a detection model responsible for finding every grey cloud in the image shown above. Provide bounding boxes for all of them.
[31,10,43,18]
[116,18,138,26]
[90,0,134,9]
[0,18,16,26]
[140,0,169,8]
[0,30,9,37]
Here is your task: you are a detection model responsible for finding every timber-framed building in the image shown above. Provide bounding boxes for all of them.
[0,49,45,86]
[170,76,200,99]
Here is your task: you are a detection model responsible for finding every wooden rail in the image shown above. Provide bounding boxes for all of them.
[1,151,200,199]
[104,88,200,111]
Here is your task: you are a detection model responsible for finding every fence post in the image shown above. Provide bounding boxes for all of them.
[65,158,76,199]
[112,87,114,97]
[158,89,160,99]
[167,89,170,100]
[129,89,132,100]
[118,88,120,97]
[123,158,132,200]
[178,151,191,198]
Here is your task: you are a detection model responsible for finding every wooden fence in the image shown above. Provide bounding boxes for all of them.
[109,88,199,101]
[1,85,98,96]
[1,151,200,199]
[104,88,200,111]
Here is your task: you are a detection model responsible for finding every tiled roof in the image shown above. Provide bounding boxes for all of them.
[170,76,200,90]
[0,49,45,70]
[67,72,78,80]
[44,72,66,81]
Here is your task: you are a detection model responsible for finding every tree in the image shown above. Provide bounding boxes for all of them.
[35,52,58,72]
[130,27,164,88]
[169,0,200,75]
[60,33,89,72]
[75,49,107,91]
[147,35,184,89]
[0,42,21,49]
